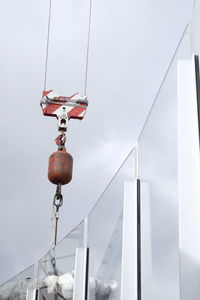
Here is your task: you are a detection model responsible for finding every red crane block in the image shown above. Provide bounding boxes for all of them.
[41,90,88,120]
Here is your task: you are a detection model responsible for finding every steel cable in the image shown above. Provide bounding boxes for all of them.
[44,0,53,91]
[44,0,92,94]
[84,0,93,94]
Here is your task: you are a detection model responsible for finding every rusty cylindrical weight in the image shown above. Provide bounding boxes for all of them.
[48,148,73,185]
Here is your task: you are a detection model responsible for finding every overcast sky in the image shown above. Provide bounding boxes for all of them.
[0,0,197,297]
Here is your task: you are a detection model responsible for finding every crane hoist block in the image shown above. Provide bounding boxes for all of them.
[41,90,89,131]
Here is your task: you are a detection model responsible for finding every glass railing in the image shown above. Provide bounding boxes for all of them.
[37,220,85,299]
[138,24,192,300]
[0,150,136,300]
[87,150,135,300]
[0,264,35,300]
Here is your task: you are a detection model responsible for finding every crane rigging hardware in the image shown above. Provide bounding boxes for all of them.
[41,0,92,262]
[41,89,89,250]
[41,90,88,132]
[41,89,88,186]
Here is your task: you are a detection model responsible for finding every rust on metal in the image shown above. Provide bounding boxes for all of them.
[48,148,73,185]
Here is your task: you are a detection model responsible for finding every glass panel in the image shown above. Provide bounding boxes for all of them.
[87,150,135,300]
[0,265,35,299]
[37,220,85,300]
[138,25,191,300]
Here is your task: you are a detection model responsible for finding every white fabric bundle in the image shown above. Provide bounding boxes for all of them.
[88,277,118,299]
[58,273,74,299]
[45,273,118,299]
[108,281,118,300]
[45,273,74,299]
[45,275,57,294]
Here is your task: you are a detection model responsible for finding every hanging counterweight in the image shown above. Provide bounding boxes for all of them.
[48,148,73,185]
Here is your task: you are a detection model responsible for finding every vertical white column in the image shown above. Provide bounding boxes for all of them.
[26,263,38,300]
[73,219,88,300]
[121,180,138,300]
[26,289,37,300]
[73,248,88,300]
[121,149,153,300]
[140,182,153,300]
[178,56,200,300]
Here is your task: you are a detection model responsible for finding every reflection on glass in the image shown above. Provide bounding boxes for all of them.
[138,25,191,300]
[0,265,34,300]
[37,221,85,300]
[88,150,134,300]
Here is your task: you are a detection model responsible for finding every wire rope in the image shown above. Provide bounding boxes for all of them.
[44,0,92,94]
[84,0,93,94]
[44,0,53,91]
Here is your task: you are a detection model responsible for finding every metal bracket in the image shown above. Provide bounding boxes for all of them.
[58,109,69,131]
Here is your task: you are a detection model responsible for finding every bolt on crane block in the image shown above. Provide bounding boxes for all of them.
[41,90,89,131]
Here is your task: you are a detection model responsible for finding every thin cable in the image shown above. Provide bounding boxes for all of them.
[84,0,93,94]
[44,0,53,91]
